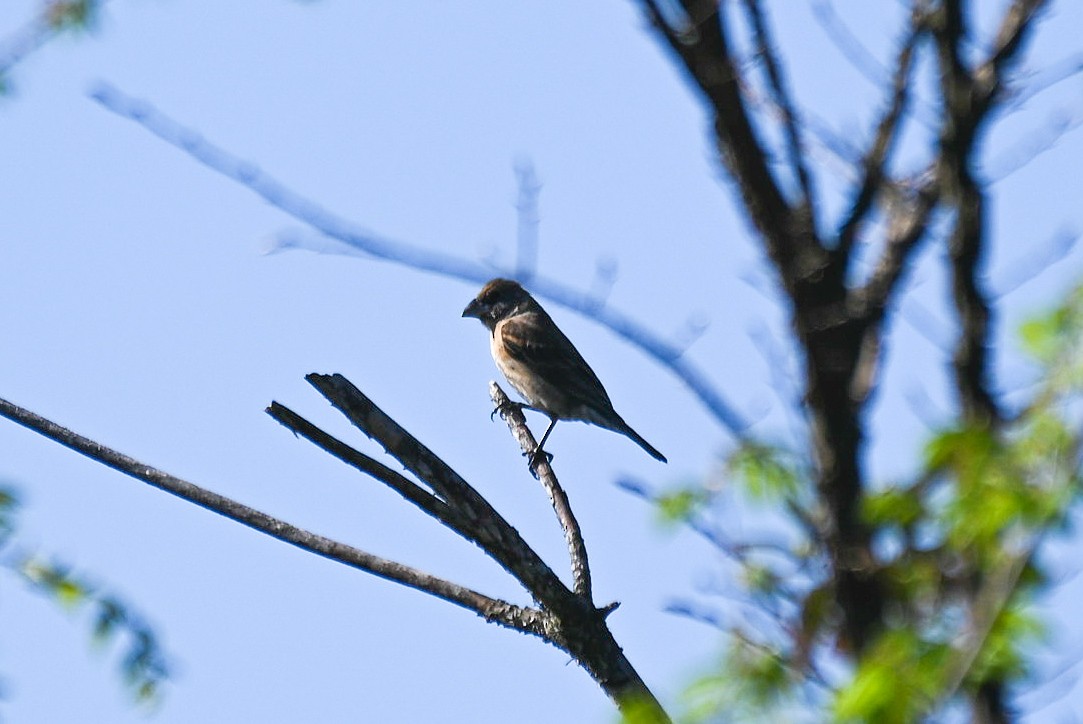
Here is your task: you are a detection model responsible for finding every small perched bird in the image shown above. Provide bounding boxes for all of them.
[462,278,666,463]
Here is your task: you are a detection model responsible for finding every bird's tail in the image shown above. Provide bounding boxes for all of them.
[617,420,667,463]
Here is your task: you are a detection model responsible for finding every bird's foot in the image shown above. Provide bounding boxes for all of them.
[491,399,526,422]
[525,446,554,475]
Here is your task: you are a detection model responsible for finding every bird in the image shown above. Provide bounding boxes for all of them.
[462,278,667,464]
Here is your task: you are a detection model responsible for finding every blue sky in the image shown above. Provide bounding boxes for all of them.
[3,1,1083,722]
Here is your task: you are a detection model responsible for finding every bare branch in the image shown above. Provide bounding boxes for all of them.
[638,1,813,277]
[296,374,669,720]
[0,383,671,720]
[851,179,940,320]
[1007,51,1083,109]
[809,0,890,87]
[979,0,1050,102]
[87,81,748,438]
[985,107,1083,182]
[947,184,1000,423]
[615,475,806,567]
[489,383,592,600]
[928,0,1049,426]
[302,373,574,606]
[992,227,1079,296]
[514,160,541,283]
[266,402,462,526]
[836,13,924,263]
[0,394,545,636]
[740,0,817,216]
[921,3,1053,715]
[929,536,1039,715]
[0,13,52,82]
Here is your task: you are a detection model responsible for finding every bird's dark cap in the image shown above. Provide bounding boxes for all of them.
[462,278,527,318]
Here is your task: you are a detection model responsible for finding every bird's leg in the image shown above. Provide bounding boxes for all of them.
[526,417,557,469]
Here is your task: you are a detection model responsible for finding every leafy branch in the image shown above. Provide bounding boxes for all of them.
[0,484,170,703]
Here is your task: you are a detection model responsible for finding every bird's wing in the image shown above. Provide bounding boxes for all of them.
[499,312,614,409]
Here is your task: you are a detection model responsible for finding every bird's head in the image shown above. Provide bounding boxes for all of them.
[462,278,533,331]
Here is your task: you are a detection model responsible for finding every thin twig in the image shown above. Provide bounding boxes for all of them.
[741,0,817,216]
[267,402,461,525]
[87,81,748,438]
[809,0,890,87]
[514,160,541,283]
[992,226,1079,296]
[638,0,808,275]
[836,13,923,263]
[930,537,1038,712]
[489,382,592,601]
[851,179,940,320]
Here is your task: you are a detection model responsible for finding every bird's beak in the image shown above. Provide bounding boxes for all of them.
[462,298,483,319]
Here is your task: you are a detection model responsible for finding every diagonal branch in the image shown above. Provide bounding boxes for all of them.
[0,13,52,82]
[809,0,890,87]
[266,402,462,527]
[301,373,573,608]
[87,81,748,438]
[0,394,545,636]
[851,178,941,322]
[489,382,592,600]
[739,0,817,218]
[0,0,114,84]
[638,0,811,277]
[930,534,1040,715]
[836,11,924,265]
[979,0,1049,103]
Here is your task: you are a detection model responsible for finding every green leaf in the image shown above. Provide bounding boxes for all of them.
[742,563,781,598]
[968,602,1043,683]
[683,637,794,722]
[1019,310,1066,362]
[726,442,802,503]
[834,629,948,723]
[862,486,923,527]
[655,487,709,524]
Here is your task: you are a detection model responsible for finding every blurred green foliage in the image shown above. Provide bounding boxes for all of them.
[651,281,1083,722]
[0,483,171,705]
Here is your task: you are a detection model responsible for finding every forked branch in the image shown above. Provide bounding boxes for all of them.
[0,377,670,722]
[0,394,539,633]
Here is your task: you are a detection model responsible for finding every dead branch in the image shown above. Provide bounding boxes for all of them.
[0,394,540,633]
[488,382,592,599]
[0,380,671,721]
